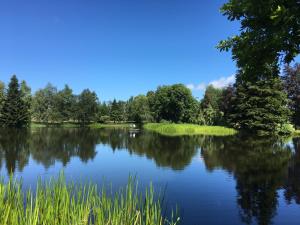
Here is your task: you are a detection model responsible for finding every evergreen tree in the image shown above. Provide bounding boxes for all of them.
[110,99,123,123]
[0,75,30,127]
[231,75,291,135]
[0,81,5,114]
[282,64,300,129]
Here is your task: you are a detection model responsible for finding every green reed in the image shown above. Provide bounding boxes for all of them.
[0,174,180,225]
[144,123,237,136]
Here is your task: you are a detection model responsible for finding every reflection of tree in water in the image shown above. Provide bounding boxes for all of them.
[30,128,98,167]
[0,128,99,172]
[98,129,199,170]
[0,129,30,173]
[200,136,293,225]
[284,138,300,204]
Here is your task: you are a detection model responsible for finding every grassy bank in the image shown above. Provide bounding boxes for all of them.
[144,123,237,136]
[0,174,179,225]
[31,122,132,129]
[294,130,300,136]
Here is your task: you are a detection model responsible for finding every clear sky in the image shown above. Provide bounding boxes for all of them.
[0,0,241,101]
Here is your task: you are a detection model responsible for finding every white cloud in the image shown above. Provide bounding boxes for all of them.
[186,75,235,91]
[209,75,235,89]
[187,83,206,91]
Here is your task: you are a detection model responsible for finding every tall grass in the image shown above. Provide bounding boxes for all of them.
[144,123,237,136]
[0,174,180,225]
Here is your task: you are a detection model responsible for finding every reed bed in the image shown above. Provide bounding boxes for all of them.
[0,174,180,225]
[144,123,237,136]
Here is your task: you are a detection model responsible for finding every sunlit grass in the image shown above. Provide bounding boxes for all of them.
[144,123,237,136]
[294,130,300,136]
[0,173,180,225]
[89,123,132,129]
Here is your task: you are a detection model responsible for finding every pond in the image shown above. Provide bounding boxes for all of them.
[0,128,299,225]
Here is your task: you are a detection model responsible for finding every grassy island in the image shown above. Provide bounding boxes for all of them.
[144,123,237,136]
[0,174,179,225]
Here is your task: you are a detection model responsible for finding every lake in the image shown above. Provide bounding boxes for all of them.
[0,127,299,225]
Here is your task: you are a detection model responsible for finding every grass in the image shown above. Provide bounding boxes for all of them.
[0,173,179,225]
[89,123,133,129]
[294,130,300,136]
[31,122,133,129]
[144,123,237,136]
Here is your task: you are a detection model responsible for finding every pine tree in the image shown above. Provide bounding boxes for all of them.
[231,75,290,136]
[282,64,300,129]
[0,75,30,127]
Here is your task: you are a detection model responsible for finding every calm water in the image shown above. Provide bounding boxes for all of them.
[0,128,299,225]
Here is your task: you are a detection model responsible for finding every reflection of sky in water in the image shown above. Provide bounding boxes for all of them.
[0,128,299,225]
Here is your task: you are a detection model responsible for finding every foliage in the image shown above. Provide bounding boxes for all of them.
[0,173,180,225]
[0,82,4,114]
[231,76,291,136]
[0,75,30,127]
[31,83,60,123]
[56,85,76,122]
[127,95,153,123]
[152,84,198,123]
[109,99,125,123]
[282,63,300,128]
[75,89,98,126]
[218,0,300,135]
[144,123,237,136]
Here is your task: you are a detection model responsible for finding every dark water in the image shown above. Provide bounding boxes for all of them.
[0,128,299,225]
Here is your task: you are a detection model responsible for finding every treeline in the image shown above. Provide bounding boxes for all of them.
[0,64,299,132]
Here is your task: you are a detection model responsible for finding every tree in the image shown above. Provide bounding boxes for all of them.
[220,85,235,125]
[201,85,224,125]
[20,80,32,118]
[127,95,152,123]
[0,81,5,113]
[153,84,198,123]
[56,85,76,121]
[0,75,30,127]
[218,0,300,135]
[31,83,60,123]
[76,89,98,126]
[232,76,291,135]
[110,99,123,123]
[282,64,300,128]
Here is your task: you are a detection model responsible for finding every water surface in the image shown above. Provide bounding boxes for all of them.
[0,128,299,225]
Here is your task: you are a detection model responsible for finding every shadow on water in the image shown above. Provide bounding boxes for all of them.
[0,128,299,225]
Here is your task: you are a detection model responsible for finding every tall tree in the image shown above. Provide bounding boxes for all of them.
[0,75,30,127]
[127,95,152,123]
[283,63,300,128]
[218,0,300,135]
[153,84,198,123]
[56,85,76,121]
[110,99,123,123]
[0,81,5,113]
[31,83,60,123]
[76,89,98,126]
[201,85,223,125]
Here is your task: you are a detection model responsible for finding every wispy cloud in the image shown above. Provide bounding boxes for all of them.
[209,75,235,89]
[187,75,235,91]
[186,83,206,91]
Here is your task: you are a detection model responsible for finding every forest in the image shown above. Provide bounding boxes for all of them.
[0,63,299,136]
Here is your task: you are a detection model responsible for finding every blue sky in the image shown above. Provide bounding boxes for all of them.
[0,0,241,101]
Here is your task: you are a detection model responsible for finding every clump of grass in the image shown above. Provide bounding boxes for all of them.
[294,130,300,136]
[0,173,180,225]
[144,123,237,136]
[89,123,132,129]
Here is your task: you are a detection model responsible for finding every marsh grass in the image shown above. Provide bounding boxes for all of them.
[144,123,237,136]
[0,174,180,225]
